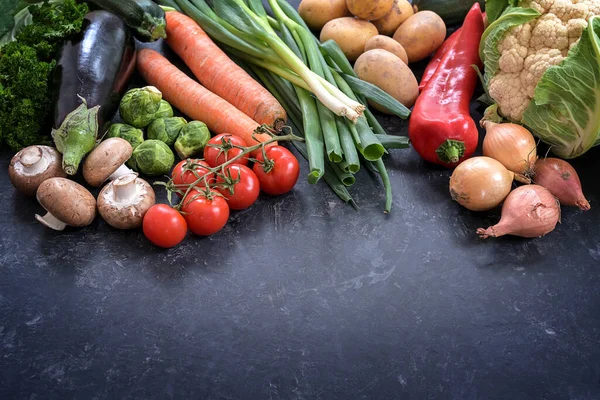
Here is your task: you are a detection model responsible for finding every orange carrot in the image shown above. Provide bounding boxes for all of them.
[136,48,273,155]
[165,11,287,130]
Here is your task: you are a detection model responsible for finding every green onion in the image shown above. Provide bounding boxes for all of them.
[342,74,410,119]
[375,159,393,213]
[210,0,364,122]
[376,134,410,149]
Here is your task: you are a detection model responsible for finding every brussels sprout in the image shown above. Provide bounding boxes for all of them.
[147,117,187,146]
[119,86,163,128]
[154,100,174,119]
[129,140,175,176]
[174,121,211,159]
[106,123,144,150]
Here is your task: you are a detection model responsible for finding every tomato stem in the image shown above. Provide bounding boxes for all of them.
[168,125,304,205]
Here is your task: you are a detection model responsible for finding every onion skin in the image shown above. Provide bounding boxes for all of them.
[482,121,537,184]
[477,185,560,239]
[449,156,514,212]
[533,158,590,211]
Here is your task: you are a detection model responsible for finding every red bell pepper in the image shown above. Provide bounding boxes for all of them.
[418,28,461,92]
[408,3,485,168]
[419,12,486,92]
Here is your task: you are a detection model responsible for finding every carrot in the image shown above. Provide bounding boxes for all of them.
[136,48,273,155]
[165,11,287,130]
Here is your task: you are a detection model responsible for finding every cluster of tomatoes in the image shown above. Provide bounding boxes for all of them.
[141,134,300,248]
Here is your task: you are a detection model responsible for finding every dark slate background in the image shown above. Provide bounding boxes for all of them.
[1,1,599,399]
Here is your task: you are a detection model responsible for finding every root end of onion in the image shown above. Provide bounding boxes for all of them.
[476,227,496,239]
[577,198,591,211]
[514,173,531,184]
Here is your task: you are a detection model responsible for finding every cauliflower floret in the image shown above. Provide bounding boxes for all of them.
[489,0,600,121]
[521,49,565,97]
[567,17,588,37]
[489,73,531,121]
[499,47,528,72]
[530,14,569,50]
[524,0,556,14]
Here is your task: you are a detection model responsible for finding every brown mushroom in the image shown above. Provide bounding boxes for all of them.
[35,178,97,231]
[8,145,66,196]
[97,173,156,229]
[82,138,134,187]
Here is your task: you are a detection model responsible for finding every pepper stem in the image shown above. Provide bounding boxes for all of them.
[435,139,466,164]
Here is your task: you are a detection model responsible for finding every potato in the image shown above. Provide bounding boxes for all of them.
[320,17,378,62]
[372,0,414,36]
[364,35,408,64]
[353,49,418,112]
[393,11,446,63]
[346,0,393,20]
[298,0,351,31]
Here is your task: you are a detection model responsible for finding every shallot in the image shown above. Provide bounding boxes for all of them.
[481,121,537,183]
[477,185,560,239]
[449,156,514,212]
[533,158,590,211]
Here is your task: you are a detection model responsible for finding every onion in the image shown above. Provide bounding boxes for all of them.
[449,156,514,211]
[481,121,537,183]
[533,157,590,211]
[477,185,560,239]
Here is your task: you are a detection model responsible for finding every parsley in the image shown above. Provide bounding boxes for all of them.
[0,0,88,151]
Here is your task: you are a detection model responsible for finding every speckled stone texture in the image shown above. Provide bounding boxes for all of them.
[1,1,600,399]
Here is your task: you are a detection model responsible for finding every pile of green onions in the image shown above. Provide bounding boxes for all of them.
[157,0,411,212]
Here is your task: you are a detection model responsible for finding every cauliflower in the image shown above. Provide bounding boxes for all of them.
[482,0,600,158]
[488,0,596,120]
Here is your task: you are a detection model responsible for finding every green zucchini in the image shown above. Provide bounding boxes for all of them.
[411,0,485,26]
[85,0,166,42]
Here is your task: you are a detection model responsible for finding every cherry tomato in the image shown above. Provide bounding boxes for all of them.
[143,204,187,248]
[204,133,249,167]
[181,189,230,236]
[172,159,214,186]
[216,164,260,210]
[253,146,300,196]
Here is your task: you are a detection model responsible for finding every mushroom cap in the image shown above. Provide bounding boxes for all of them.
[83,138,133,187]
[36,177,97,227]
[8,145,66,197]
[97,174,156,229]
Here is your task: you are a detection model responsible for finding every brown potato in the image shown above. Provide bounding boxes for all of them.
[364,35,408,64]
[353,49,418,112]
[346,0,393,20]
[372,0,414,36]
[393,11,446,63]
[320,17,379,62]
[298,0,351,31]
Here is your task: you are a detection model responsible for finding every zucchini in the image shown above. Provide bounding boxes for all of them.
[85,0,166,42]
[411,0,485,26]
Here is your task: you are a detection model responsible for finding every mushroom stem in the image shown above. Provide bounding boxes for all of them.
[35,211,68,231]
[20,147,49,175]
[108,163,135,182]
[113,174,139,202]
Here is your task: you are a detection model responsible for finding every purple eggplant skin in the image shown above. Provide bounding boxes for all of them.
[52,10,136,133]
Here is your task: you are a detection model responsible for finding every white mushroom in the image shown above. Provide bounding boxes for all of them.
[97,173,156,229]
[8,145,66,196]
[35,177,97,231]
[82,137,134,187]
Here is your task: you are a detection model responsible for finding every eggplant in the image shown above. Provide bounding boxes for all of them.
[51,10,136,175]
